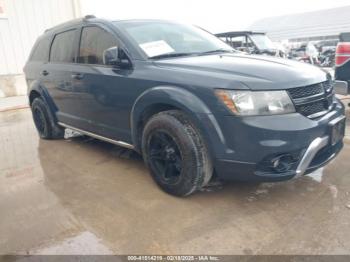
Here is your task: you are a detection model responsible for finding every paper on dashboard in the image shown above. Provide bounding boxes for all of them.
[139,40,175,57]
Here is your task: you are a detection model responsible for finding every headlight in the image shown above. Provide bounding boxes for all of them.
[215,89,295,116]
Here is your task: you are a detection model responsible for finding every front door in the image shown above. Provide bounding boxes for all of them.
[69,25,133,142]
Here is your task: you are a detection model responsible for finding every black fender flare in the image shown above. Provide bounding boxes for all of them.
[28,81,59,121]
[130,86,226,155]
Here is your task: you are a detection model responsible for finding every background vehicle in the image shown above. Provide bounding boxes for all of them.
[288,41,337,68]
[215,31,285,57]
[316,40,337,67]
[316,40,338,53]
[289,43,320,65]
[335,32,350,95]
[290,43,308,61]
[24,17,345,196]
[319,49,335,67]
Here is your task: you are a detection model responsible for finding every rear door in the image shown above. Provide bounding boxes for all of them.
[24,35,52,94]
[44,28,81,127]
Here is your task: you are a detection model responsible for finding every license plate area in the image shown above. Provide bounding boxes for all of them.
[329,116,346,146]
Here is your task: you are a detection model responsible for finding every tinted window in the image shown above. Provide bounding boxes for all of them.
[30,36,51,62]
[50,30,76,63]
[78,27,117,64]
[226,36,246,49]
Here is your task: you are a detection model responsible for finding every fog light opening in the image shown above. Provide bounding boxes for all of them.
[271,154,297,173]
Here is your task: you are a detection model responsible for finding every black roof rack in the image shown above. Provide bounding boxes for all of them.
[215,31,266,38]
[44,15,97,33]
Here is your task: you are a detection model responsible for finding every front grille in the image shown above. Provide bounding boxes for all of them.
[296,100,327,116]
[288,83,324,99]
[288,81,334,119]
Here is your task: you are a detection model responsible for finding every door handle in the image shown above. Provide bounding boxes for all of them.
[71,73,84,80]
[41,70,49,76]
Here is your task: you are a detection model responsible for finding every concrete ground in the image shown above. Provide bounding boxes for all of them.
[0,96,28,112]
[1,105,350,255]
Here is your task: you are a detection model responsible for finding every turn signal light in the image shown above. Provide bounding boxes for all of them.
[215,90,238,113]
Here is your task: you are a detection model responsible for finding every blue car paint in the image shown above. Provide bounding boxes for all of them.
[24,18,345,182]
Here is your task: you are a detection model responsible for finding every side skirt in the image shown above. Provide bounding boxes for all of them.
[58,122,134,150]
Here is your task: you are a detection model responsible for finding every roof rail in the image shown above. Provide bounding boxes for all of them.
[84,15,96,20]
[43,15,96,33]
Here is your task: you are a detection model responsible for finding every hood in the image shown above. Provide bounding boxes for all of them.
[153,53,328,90]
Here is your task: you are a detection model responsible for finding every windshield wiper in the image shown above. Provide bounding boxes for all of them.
[150,52,198,59]
[199,49,234,55]
[150,49,234,59]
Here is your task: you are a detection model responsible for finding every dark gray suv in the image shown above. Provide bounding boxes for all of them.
[24,16,346,196]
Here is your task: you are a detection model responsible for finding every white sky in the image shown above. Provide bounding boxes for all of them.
[80,0,350,33]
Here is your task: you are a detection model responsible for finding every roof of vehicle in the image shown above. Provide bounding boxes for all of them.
[44,17,190,34]
[112,19,175,23]
[215,31,266,38]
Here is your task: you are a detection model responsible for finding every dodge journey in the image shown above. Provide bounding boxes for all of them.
[24,16,346,196]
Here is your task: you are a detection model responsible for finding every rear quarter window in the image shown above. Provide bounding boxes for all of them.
[30,36,51,62]
[50,29,77,63]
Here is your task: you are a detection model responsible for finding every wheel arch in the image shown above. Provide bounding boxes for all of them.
[130,86,226,155]
[29,90,41,105]
[28,82,59,120]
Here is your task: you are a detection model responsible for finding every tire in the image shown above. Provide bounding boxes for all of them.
[142,110,213,196]
[31,97,65,139]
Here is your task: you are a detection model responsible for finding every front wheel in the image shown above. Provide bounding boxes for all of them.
[142,110,213,196]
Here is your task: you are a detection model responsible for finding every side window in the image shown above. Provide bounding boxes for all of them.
[50,29,76,63]
[30,36,51,62]
[229,36,246,49]
[78,26,117,65]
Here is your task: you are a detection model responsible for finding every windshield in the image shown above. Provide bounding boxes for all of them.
[249,34,275,50]
[114,21,233,58]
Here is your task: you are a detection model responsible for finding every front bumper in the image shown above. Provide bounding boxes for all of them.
[214,99,345,182]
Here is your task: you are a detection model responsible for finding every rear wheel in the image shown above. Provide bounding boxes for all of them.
[142,110,213,196]
[31,97,65,139]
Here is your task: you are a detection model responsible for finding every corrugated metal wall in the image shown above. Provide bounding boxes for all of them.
[0,0,80,76]
[249,5,350,41]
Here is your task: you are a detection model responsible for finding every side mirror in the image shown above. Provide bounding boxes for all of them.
[103,46,131,68]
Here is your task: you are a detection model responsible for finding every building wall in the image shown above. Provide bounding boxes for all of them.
[249,5,350,42]
[0,0,80,97]
[0,0,80,76]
